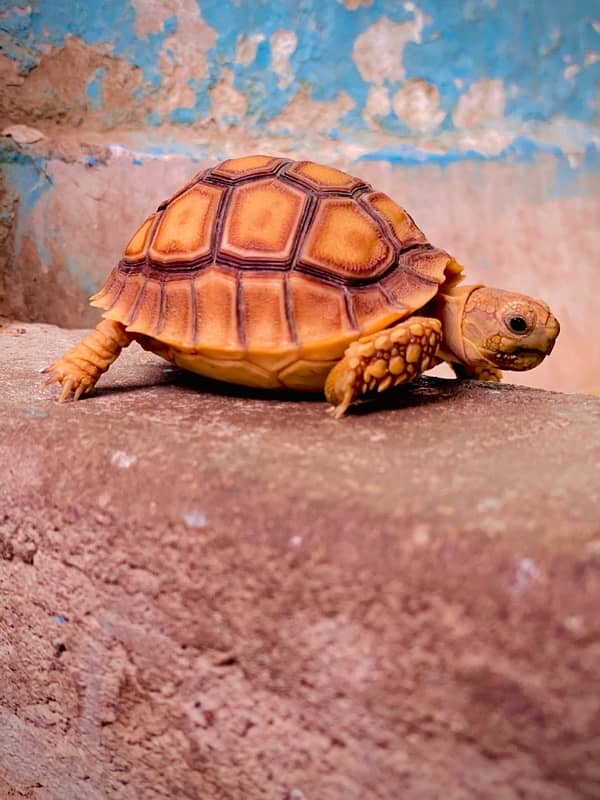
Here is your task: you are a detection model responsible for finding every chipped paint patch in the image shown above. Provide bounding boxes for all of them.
[266,88,355,135]
[152,0,216,118]
[0,0,599,140]
[393,79,445,133]
[236,33,265,66]
[111,450,138,468]
[364,85,391,128]
[453,79,506,129]
[209,68,248,130]
[270,30,297,90]
[353,8,427,84]
[182,509,207,528]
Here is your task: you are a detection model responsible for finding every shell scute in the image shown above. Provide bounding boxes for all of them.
[127,276,162,335]
[124,214,157,262]
[193,267,240,354]
[240,271,295,352]
[350,283,403,335]
[381,262,440,313]
[219,178,307,264]
[289,272,356,357]
[284,160,367,193]
[157,279,196,348]
[362,192,426,250]
[210,154,288,181]
[399,245,453,285]
[103,272,144,324]
[299,197,393,280]
[149,183,222,266]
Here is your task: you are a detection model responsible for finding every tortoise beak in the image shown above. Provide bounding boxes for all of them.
[508,312,560,370]
[544,314,560,355]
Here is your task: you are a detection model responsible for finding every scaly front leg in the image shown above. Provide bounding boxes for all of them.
[450,362,502,382]
[324,316,443,418]
[43,318,133,401]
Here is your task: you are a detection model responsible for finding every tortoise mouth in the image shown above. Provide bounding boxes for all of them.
[489,348,547,371]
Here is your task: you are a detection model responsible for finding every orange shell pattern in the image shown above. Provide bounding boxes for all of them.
[92,155,460,367]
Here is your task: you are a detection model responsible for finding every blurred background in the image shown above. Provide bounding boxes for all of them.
[1,0,598,393]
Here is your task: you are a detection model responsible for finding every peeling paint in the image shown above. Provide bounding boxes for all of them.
[270,30,297,90]
[364,85,391,128]
[0,0,598,141]
[393,78,445,133]
[453,79,505,130]
[209,68,248,130]
[352,10,427,85]
[235,33,265,67]
[135,0,217,118]
[266,88,355,136]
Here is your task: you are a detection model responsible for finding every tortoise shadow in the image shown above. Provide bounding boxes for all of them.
[348,376,463,415]
[94,366,462,413]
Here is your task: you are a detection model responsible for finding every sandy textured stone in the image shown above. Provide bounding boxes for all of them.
[1,320,600,800]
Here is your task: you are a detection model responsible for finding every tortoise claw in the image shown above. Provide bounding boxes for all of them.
[59,377,75,403]
[41,360,96,402]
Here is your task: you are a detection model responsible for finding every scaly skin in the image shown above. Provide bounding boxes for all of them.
[450,362,502,382]
[42,319,132,401]
[325,317,443,418]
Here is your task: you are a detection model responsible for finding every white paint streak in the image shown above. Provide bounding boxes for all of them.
[182,510,207,528]
[209,68,248,130]
[270,29,297,89]
[111,451,137,469]
[592,21,600,35]
[235,33,265,66]
[584,51,600,66]
[393,79,444,132]
[364,85,391,127]
[453,79,506,129]
[512,557,539,597]
[353,9,427,84]
[564,63,581,80]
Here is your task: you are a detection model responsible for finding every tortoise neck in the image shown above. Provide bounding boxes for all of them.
[435,284,484,365]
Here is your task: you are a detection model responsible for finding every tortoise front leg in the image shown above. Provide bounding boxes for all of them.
[43,319,133,401]
[324,316,442,418]
[450,362,502,382]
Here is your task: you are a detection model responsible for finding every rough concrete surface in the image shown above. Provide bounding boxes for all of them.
[1,320,600,800]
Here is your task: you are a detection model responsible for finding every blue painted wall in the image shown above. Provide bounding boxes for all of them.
[1,0,599,139]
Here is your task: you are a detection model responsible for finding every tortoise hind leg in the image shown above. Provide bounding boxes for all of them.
[43,319,133,401]
[324,316,442,418]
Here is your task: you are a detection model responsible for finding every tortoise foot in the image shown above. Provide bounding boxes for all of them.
[43,319,132,402]
[324,317,443,417]
[42,356,100,402]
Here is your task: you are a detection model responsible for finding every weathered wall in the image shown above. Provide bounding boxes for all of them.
[1,1,599,392]
[2,0,599,136]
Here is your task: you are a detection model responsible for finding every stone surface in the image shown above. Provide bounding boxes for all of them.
[1,320,600,800]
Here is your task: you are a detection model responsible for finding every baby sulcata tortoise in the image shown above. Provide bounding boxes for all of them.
[44,154,560,417]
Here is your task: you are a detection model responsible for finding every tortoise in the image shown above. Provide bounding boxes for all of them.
[44,154,560,417]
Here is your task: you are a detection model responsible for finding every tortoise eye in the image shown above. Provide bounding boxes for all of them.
[507,316,528,334]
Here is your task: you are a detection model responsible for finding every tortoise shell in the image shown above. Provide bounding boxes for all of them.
[91,155,462,390]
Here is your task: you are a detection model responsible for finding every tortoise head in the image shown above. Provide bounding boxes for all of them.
[440,285,560,371]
